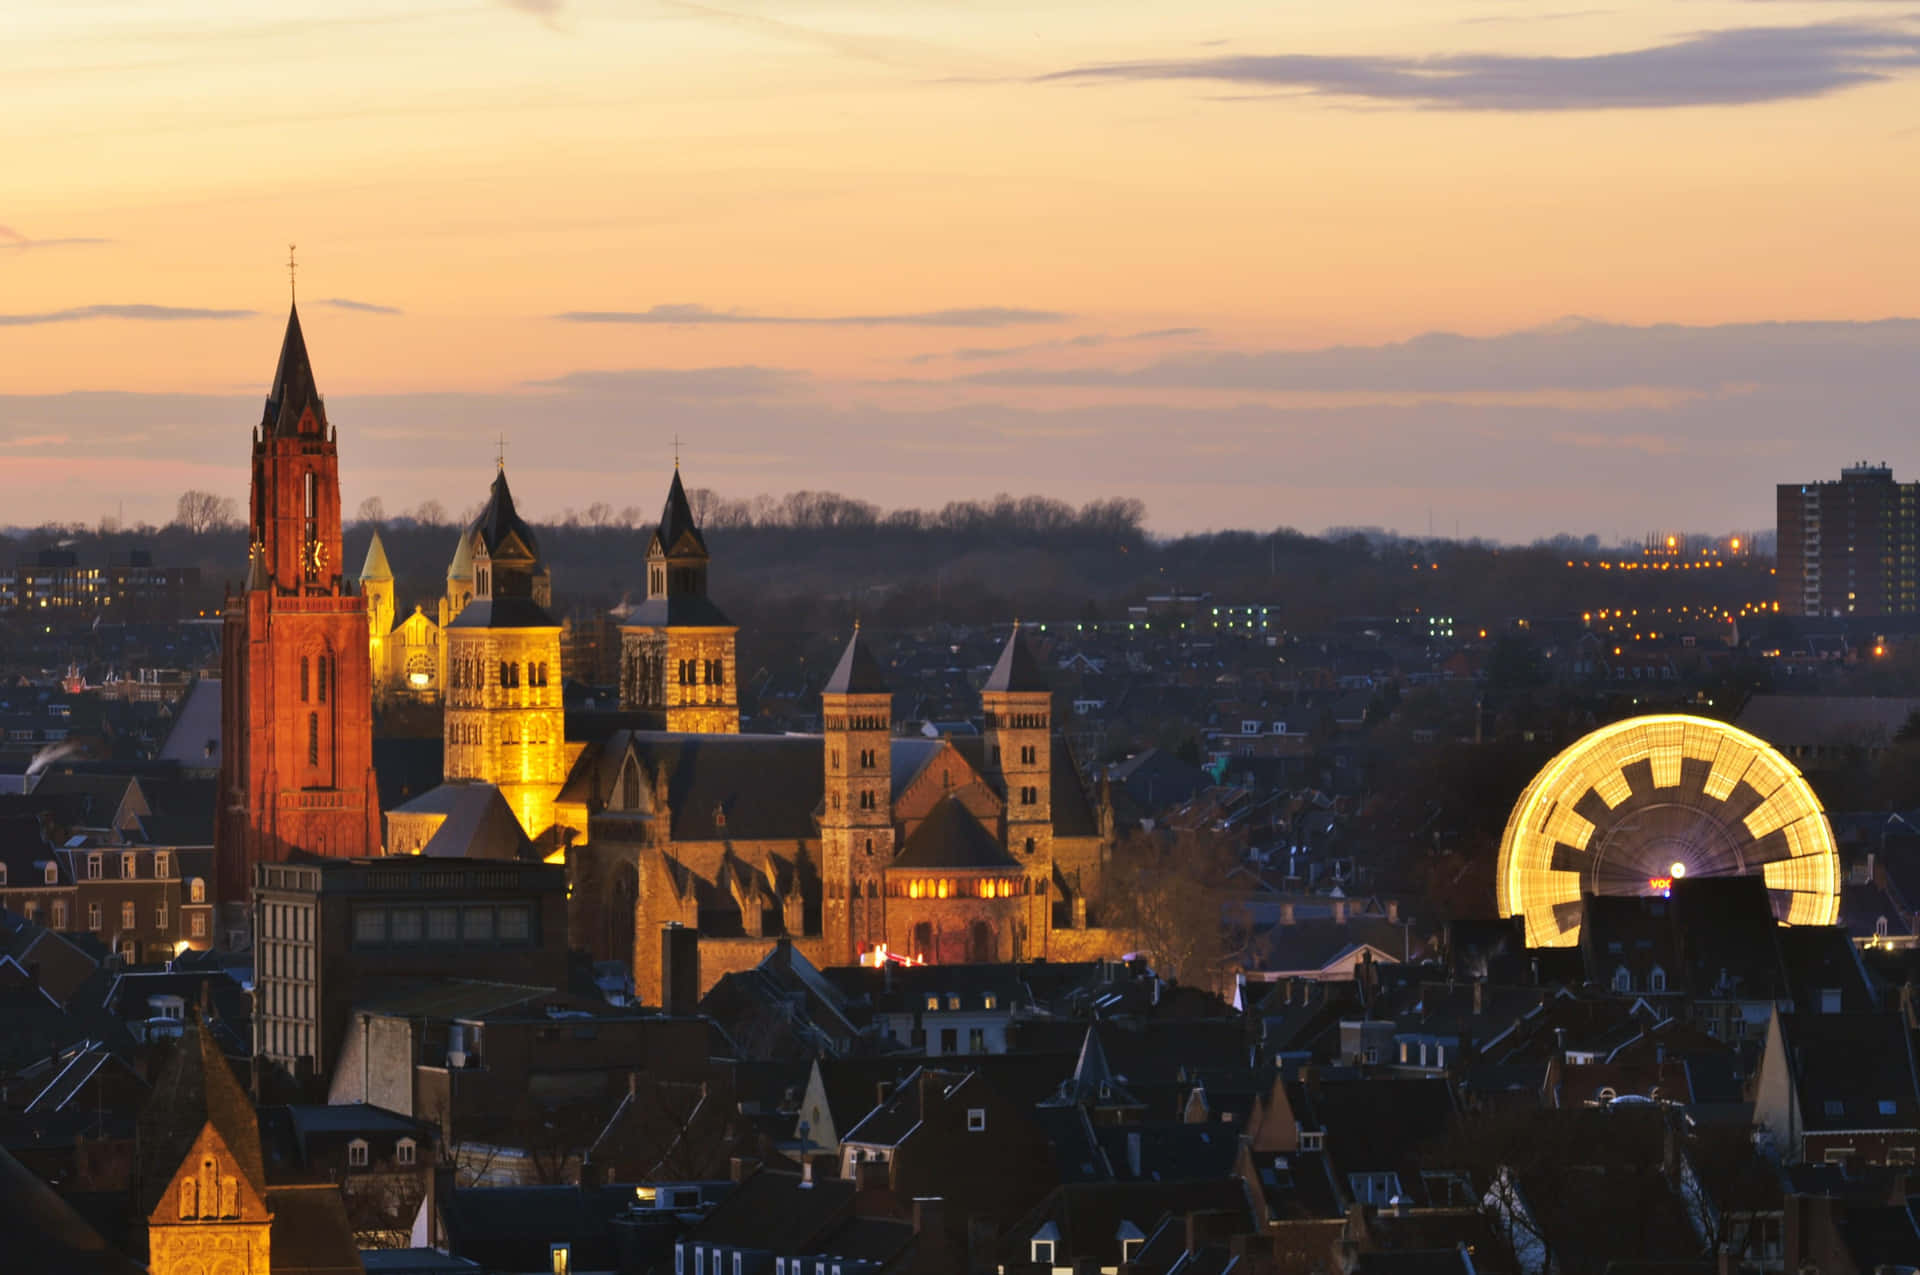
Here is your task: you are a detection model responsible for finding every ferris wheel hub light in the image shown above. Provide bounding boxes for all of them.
[1670,862,1686,878]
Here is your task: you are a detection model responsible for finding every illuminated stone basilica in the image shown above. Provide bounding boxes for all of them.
[223,305,1120,994]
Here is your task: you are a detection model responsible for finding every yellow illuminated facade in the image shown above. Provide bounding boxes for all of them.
[1496,714,1841,948]
[443,466,567,843]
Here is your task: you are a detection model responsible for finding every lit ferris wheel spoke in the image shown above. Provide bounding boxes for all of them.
[1496,715,1841,948]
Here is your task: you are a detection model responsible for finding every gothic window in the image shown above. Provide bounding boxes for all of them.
[623,763,641,809]
[179,1177,196,1219]
[317,654,329,704]
[308,712,319,766]
[301,655,310,702]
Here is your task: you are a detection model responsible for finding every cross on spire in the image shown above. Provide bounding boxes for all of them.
[495,433,508,470]
[673,433,682,468]
[287,243,297,301]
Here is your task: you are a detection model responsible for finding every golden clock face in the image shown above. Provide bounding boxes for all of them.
[304,539,327,574]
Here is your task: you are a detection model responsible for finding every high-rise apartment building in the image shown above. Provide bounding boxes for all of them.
[1777,464,1920,617]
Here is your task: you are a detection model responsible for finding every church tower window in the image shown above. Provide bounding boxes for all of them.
[301,655,310,702]
[308,713,319,766]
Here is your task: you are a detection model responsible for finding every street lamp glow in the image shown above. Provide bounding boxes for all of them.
[1670,862,1686,878]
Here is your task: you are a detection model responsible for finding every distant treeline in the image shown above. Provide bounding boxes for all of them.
[3,489,1779,656]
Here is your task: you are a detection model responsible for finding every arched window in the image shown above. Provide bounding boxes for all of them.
[190,877,206,903]
[308,712,319,766]
[178,1177,196,1219]
[300,655,310,702]
[317,654,328,704]
[712,659,725,686]
[1612,966,1632,994]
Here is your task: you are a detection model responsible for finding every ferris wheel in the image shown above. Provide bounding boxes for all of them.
[1496,714,1841,948]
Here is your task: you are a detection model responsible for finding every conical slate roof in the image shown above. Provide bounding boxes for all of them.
[358,529,393,582]
[472,467,542,564]
[262,302,326,437]
[984,626,1049,694]
[823,628,890,696]
[655,467,707,557]
[447,522,477,582]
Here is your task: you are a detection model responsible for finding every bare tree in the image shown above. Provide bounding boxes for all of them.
[356,496,387,525]
[583,502,613,529]
[173,490,239,534]
[1097,826,1249,992]
[410,499,449,527]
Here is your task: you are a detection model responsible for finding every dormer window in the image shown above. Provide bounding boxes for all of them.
[348,1138,369,1168]
[1612,966,1632,994]
[87,852,102,880]
[1648,966,1667,994]
[44,863,57,885]
[155,851,171,878]
[925,995,939,1011]
[1030,1222,1061,1267]
[396,1137,416,1166]
[122,852,136,879]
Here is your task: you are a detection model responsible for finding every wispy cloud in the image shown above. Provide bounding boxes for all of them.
[500,0,564,23]
[319,297,403,315]
[910,326,1205,365]
[960,316,1920,392]
[0,225,111,254]
[1040,22,1920,111]
[556,303,1068,327]
[0,304,255,327]
[526,365,803,398]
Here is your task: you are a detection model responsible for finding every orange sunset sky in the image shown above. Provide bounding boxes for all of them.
[6,0,1920,538]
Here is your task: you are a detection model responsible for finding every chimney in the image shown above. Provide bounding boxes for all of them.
[856,1158,890,1192]
[661,923,699,1016]
[801,1158,816,1186]
[1386,900,1399,924]
[1472,981,1484,1016]
[912,1196,944,1237]
[1184,1210,1239,1256]
[1333,898,1348,925]
[1280,902,1296,926]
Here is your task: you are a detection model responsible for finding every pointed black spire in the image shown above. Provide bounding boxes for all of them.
[262,302,326,437]
[984,624,1049,694]
[473,467,540,562]
[824,626,890,696]
[656,468,707,557]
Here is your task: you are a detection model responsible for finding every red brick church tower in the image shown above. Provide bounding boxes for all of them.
[217,303,380,928]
